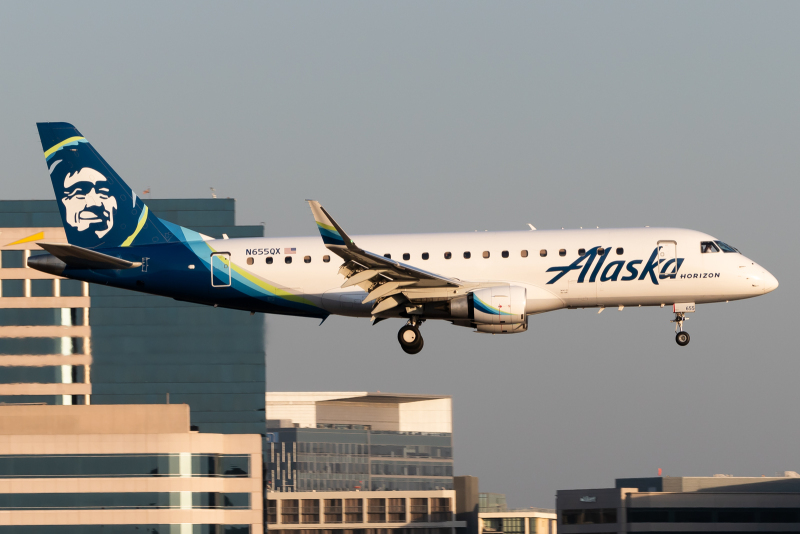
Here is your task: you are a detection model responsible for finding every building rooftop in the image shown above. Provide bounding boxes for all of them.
[267,391,452,433]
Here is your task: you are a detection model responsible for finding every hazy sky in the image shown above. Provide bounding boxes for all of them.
[2,2,798,506]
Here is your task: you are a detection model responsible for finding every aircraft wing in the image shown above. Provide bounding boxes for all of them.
[308,200,463,314]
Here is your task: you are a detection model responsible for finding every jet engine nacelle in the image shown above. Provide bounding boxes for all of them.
[450,286,528,333]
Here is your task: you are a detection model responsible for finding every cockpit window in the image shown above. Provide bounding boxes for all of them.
[700,241,720,253]
[715,240,740,253]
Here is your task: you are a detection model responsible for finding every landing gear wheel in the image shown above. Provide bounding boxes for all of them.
[398,325,424,354]
[675,331,690,347]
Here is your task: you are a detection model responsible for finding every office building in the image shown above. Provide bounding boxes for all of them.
[0,199,265,435]
[267,488,462,534]
[557,473,800,534]
[0,403,262,533]
[266,392,453,492]
[478,493,556,534]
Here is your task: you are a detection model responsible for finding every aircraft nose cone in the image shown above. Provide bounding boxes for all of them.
[764,271,779,293]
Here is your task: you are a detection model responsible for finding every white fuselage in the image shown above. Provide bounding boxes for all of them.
[225,227,777,319]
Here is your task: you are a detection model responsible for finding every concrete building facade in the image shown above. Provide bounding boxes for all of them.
[266,489,463,534]
[0,403,263,533]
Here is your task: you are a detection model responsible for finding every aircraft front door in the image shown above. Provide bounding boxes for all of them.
[657,240,678,280]
[211,252,231,287]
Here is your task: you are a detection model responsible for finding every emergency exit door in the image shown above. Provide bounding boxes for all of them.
[211,252,231,287]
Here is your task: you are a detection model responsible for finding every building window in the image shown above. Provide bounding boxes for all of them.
[410,498,428,522]
[562,508,617,525]
[301,499,320,523]
[444,252,452,259]
[1,280,24,297]
[503,517,525,534]
[422,253,429,260]
[304,256,311,263]
[266,257,273,264]
[60,280,83,297]
[403,253,410,261]
[521,250,528,258]
[368,498,386,523]
[282,499,300,524]
[1,250,24,268]
[323,255,330,262]
[325,498,343,523]
[30,280,53,297]
[464,251,471,259]
[246,257,254,265]
[285,256,292,264]
[388,497,406,523]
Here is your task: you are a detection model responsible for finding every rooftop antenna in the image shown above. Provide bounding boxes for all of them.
[210,187,217,199]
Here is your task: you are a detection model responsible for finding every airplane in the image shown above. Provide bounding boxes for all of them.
[29,122,778,354]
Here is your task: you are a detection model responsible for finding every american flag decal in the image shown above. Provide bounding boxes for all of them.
[285,247,296,254]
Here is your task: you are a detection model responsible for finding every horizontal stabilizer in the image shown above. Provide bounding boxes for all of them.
[32,242,142,271]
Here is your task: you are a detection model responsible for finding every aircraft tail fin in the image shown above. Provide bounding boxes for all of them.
[37,122,175,250]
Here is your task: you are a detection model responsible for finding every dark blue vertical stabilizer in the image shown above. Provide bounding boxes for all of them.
[36,122,174,250]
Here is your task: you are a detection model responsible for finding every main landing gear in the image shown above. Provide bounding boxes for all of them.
[398,318,425,354]
[672,312,690,347]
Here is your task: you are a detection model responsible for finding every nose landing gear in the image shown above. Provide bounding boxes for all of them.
[672,312,690,346]
[398,318,425,354]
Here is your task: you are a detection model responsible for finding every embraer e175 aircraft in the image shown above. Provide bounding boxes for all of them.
[30,123,778,354]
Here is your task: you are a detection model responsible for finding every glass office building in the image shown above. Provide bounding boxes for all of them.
[265,392,455,492]
[0,199,265,436]
[266,426,454,492]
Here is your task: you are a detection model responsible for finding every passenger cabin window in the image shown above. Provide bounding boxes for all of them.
[540,250,547,257]
[384,253,391,259]
[521,250,528,258]
[444,252,452,259]
[403,253,410,261]
[323,255,330,263]
[266,257,273,265]
[285,256,292,264]
[422,252,429,260]
[463,251,471,259]
[578,248,586,256]
[559,249,566,257]
[304,256,311,263]
[483,251,490,258]
[502,251,509,258]
[597,247,605,256]
[246,257,254,265]
[715,240,739,253]
[616,247,624,255]
[701,241,720,253]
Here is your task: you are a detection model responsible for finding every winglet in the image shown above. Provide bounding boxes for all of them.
[307,200,356,249]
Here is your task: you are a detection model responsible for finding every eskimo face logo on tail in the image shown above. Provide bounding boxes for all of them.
[46,139,138,248]
[60,167,117,238]
[546,246,684,286]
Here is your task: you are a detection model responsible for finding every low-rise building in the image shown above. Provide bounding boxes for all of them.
[266,488,463,534]
[0,403,263,533]
[557,474,800,534]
